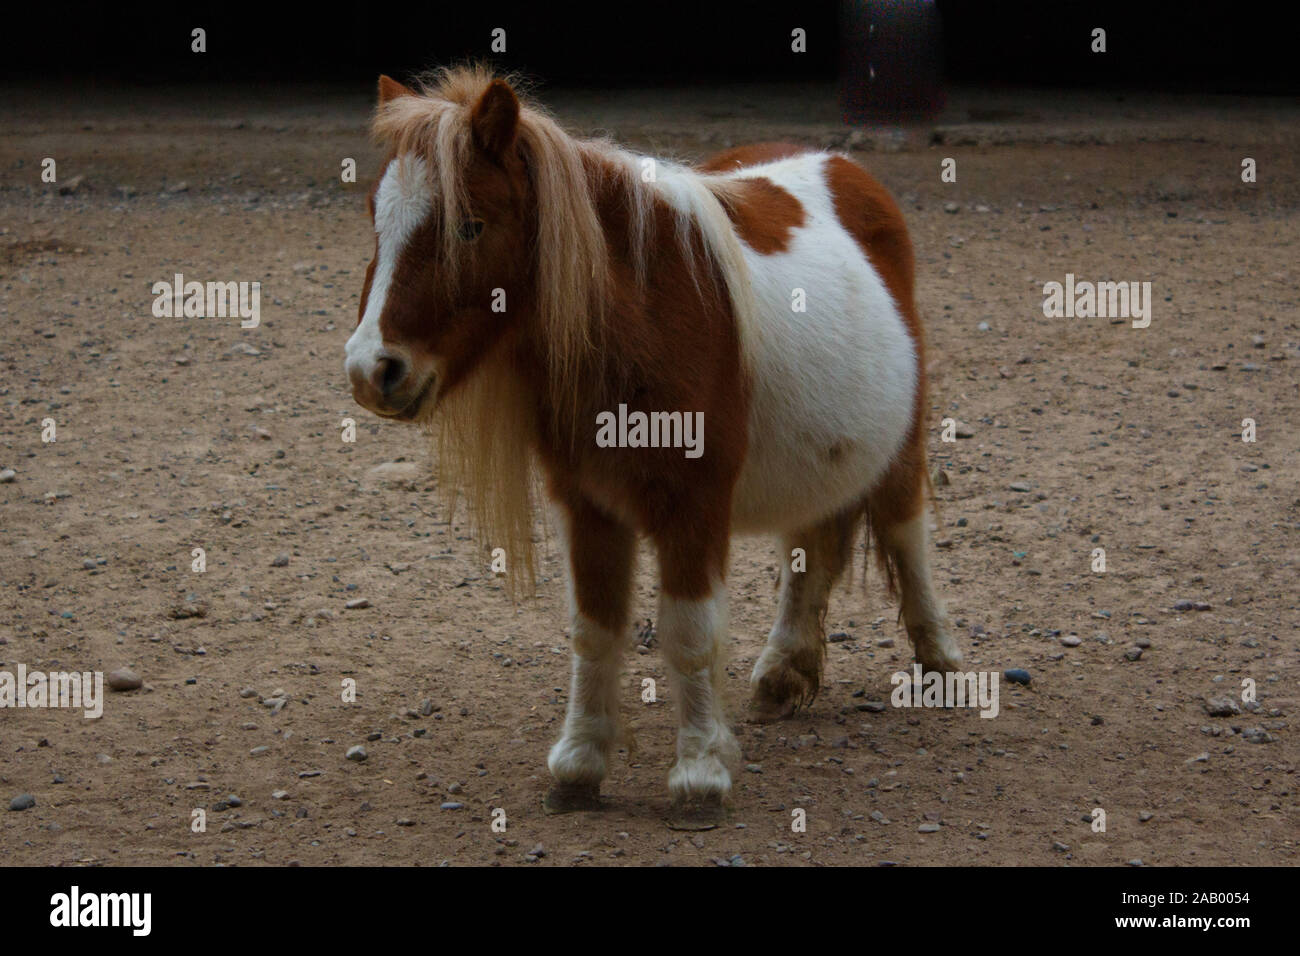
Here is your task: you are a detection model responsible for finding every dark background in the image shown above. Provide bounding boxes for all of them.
[4,0,1297,92]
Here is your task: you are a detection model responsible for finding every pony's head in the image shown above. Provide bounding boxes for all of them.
[344,66,609,423]
[345,66,622,590]
[345,69,534,420]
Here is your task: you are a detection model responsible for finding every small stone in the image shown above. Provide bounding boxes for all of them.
[1203,698,1239,717]
[1240,727,1277,744]
[745,763,763,773]
[169,600,207,619]
[1061,635,1082,647]
[1003,669,1031,685]
[344,598,371,610]
[943,202,960,214]
[1139,811,1154,822]
[58,175,85,195]
[272,790,289,800]
[828,631,850,643]
[368,461,422,484]
[440,802,464,810]
[239,687,258,699]
[0,469,15,483]
[1009,482,1032,493]
[419,698,435,717]
[1123,646,1143,661]
[1053,841,1070,852]
[345,745,368,762]
[271,554,290,567]
[918,823,941,833]
[9,794,36,811]
[106,668,142,691]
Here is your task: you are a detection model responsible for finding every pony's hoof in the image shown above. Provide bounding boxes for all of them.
[666,796,726,831]
[543,783,605,815]
[748,652,820,722]
[747,687,798,723]
[910,625,963,675]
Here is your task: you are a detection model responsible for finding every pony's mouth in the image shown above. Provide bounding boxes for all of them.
[384,375,436,422]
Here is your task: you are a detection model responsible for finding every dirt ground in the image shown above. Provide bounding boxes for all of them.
[0,82,1296,866]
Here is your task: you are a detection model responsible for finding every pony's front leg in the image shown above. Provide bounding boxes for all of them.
[545,496,636,812]
[655,525,740,817]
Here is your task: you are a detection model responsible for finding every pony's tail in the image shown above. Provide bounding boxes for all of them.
[861,501,900,602]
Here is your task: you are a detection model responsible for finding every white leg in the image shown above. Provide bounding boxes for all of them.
[658,584,740,803]
[547,612,623,787]
[544,496,635,809]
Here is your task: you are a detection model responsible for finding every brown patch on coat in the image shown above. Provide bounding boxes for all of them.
[550,490,636,631]
[823,155,928,536]
[714,177,805,255]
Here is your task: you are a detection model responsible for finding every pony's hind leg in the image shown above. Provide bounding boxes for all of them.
[868,453,963,674]
[545,496,636,812]
[749,507,857,722]
[878,510,962,672]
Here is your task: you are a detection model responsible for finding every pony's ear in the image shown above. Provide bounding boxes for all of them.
[378,75,417,105]
[470,79,521,158]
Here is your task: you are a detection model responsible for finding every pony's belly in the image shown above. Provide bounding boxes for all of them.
[726,169,918,534]
[730,390,907,534]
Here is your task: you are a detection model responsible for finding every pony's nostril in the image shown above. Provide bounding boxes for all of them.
[374,356,408,397]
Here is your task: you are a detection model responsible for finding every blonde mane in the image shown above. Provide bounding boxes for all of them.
[370,64,757,593]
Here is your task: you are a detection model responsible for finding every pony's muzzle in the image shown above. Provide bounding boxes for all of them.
[345,347,428,418]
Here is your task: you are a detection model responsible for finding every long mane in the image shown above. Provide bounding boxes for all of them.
[369,64,756,592]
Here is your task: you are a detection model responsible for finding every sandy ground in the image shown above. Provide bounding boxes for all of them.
[0,82,1296,866]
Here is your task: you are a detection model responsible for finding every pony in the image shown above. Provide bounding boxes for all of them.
[343,66,962,817]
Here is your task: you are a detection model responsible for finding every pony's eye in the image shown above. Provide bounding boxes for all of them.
[457,218,485,241]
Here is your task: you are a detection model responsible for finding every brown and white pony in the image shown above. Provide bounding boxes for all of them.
[344,66,962,814]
